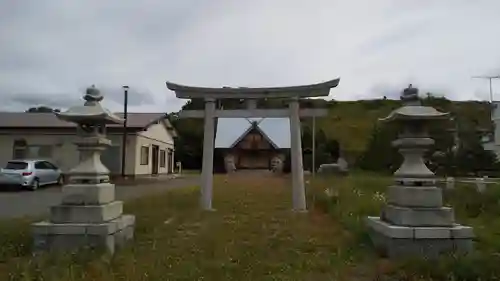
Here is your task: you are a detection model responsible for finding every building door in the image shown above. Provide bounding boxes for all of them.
[151,145,159,175]
[167,150,173,174]
[238,151,271,169]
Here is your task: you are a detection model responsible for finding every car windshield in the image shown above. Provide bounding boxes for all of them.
[4,161,28,170]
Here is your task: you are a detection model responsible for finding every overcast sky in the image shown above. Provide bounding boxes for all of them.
[1,0,500,113]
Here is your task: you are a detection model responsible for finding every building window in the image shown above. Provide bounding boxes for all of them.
[13,148,26,159]
[160,150,166,168]
[13,142,53,160]
[140,146,149,165]
[27,145,53,159]
[12,139,27,159]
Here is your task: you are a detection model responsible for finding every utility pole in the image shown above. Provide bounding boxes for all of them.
[121,85,129,178]
[473,75,500,150]
[472,75,500,103]
[472,75,500,120]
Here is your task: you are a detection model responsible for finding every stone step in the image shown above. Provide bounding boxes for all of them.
[366,216,474,239]
[50,201,123,224]
[62,183,115,205]
[382,204,455,227]
[33,214,135,254]
[365,216,474,258]
[387,185,443,208]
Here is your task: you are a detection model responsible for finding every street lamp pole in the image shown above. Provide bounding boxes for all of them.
[312,114,316,177]
[121,86,129,178]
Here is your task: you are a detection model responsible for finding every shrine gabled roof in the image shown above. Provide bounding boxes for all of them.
[215,118,291,149]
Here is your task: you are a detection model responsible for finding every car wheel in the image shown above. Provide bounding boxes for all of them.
[29,178,40,191]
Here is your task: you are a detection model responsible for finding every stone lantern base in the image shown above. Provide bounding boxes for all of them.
[365,184,474,259]
[366,217,474,259]
[32,182,135,254]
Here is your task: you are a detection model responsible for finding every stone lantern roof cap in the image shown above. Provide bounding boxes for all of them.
[55,85,124,124]
[379,84,449,122]
[401,84,419,103]
[84,85,104,102]
[379,106,449,122]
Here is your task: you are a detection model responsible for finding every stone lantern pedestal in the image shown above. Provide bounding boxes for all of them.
[365,85,474,259]
[32,86,135,254]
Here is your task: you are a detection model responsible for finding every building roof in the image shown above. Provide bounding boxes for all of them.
[0,112,175,132]
[215,118,290,149]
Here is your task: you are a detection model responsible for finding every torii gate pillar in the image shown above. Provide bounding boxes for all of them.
[201,98,216,210]
[289,97,306,211]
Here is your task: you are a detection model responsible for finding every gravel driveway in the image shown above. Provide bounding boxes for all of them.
[0,175,200,219]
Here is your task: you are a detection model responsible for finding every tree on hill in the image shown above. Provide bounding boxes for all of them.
[26,106,60,113]
[452,123,499,176]
[356,122,400,172]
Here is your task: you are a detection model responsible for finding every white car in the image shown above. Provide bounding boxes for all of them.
[0,159,63,191]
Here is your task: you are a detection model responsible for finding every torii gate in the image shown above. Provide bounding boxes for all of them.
[166,78,340,212]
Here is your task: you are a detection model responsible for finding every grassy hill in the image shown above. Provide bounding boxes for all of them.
[300,98,492,159]
[172,97,493,166]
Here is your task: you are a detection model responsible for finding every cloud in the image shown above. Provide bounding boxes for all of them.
[7,92,80,110]
[0,86,156,112]
[1,0,500,114]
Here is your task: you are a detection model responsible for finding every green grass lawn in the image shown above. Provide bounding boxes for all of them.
[0,172,499,280]
[310,172,500,280]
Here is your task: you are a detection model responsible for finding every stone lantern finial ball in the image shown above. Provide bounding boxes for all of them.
[401,84,419,101]
[84,85,103,102]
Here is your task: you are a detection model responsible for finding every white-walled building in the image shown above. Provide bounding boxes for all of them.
[0,112,177,177]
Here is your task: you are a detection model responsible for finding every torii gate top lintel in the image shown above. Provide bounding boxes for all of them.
[166,78,340,99]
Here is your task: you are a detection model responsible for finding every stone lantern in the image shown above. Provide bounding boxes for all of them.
[365,85,474,259]
[32,86,135,254]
